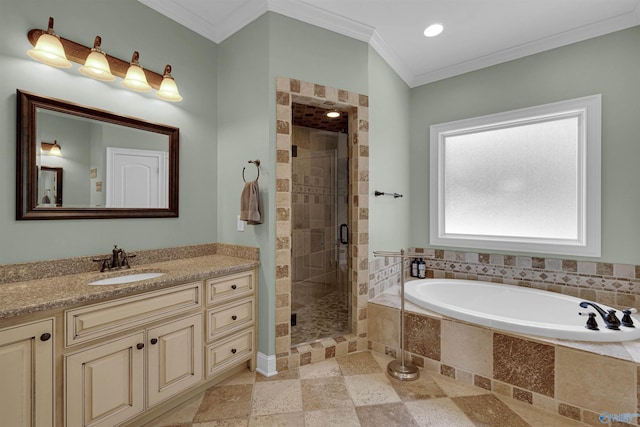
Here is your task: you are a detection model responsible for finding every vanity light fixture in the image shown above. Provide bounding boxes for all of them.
[122,51,152,92]
[424,23,444,38]
[26,17,183,102]
[326,110,341,118]
[41,140,62,156]
[26,17,71,68]
[156,65,183,102]
[79,36,114,81]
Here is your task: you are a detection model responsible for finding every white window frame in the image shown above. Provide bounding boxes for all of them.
[429,95,601,257]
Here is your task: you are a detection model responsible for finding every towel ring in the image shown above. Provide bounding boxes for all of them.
[243,159,260,182]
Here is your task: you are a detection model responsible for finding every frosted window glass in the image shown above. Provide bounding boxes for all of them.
[430,94,601,257]
[443,117,579,240]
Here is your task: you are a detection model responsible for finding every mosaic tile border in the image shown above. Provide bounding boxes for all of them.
[275,77,370,370]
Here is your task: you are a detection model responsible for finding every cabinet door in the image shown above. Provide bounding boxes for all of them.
[0,319,54,427]
[147,313,203,407]
[65,332,145,427]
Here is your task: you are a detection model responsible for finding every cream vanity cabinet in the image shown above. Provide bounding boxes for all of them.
[205,270,257,377]
[64,282,204,427]
[0,318,54,427]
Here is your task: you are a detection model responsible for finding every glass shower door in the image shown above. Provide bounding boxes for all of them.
[291,127,350,345]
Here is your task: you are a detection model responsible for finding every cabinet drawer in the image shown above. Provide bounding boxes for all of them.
[206,328,253,378]
[66,282,202,346]
[206,270,254,305]
[207,298,254,341]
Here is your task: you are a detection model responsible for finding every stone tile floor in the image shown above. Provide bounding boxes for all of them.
[141,351,585,427]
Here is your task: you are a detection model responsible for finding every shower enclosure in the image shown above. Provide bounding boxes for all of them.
[290,123,350,345]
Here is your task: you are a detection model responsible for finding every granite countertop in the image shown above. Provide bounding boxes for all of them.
[0,254,259,321]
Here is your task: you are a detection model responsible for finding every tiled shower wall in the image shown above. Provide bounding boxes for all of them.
[369,248,640,310]
[291,126,347,287]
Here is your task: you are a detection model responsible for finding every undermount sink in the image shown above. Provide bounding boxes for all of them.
[89,272,165,286]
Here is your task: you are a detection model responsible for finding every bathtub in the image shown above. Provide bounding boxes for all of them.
[404,279,640,342]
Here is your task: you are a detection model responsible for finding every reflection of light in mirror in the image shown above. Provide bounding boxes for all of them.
[41,140,62,156]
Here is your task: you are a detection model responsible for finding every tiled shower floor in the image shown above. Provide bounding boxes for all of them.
[141,351,583,427]
[291,285,350,345]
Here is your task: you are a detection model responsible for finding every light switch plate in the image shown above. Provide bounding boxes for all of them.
[237,215,246,232]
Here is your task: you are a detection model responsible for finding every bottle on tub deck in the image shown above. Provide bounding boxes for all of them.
[411,258,419,277]
[418,258,426,279]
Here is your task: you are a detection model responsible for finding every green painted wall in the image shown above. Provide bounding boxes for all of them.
[0,0,218,263]
[216,14,273,356]
[9,2,633,360]
[368,47,411,255]
[410,26,640,264]
[216,13,404,357]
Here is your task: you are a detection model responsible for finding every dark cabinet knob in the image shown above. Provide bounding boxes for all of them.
[150,338,158,345]
[231,284,237,290]
[40,333,51,342]
[231,315,238,321]
[231,348,237,354]
[136,343,144,350]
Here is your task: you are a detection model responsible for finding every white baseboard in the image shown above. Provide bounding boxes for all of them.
[256,352,278,377]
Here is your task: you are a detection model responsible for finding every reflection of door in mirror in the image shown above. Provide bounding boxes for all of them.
[105,147,168,208]
[38,166,63,207]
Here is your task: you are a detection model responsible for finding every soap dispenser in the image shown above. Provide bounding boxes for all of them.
[418,258,426,279]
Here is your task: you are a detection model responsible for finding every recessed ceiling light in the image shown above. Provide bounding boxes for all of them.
[326,110,340,118]
[424,23,444,38]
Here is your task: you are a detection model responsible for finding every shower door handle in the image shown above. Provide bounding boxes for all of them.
[340,224,348,244]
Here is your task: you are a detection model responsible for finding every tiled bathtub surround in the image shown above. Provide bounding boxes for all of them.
[368,255,406,299]
[412,248,640,311]
[369,289,640,426]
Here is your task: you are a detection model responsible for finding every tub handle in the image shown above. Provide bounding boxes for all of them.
[579,312,599,331]
[621,309,635,328]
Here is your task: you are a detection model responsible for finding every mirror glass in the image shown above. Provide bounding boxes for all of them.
[17,90,179,219]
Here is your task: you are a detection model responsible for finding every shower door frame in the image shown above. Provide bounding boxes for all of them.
[275,77,369,371]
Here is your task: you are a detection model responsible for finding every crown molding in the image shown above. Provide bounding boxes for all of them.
[140,0,640,88]
[368,31,414,87]
[268,0,374,43]
[412,9,640,87]
[138,0,268,43]
[213,1,269,42]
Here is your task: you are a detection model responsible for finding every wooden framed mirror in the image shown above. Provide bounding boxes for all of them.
[17,90,179,219]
